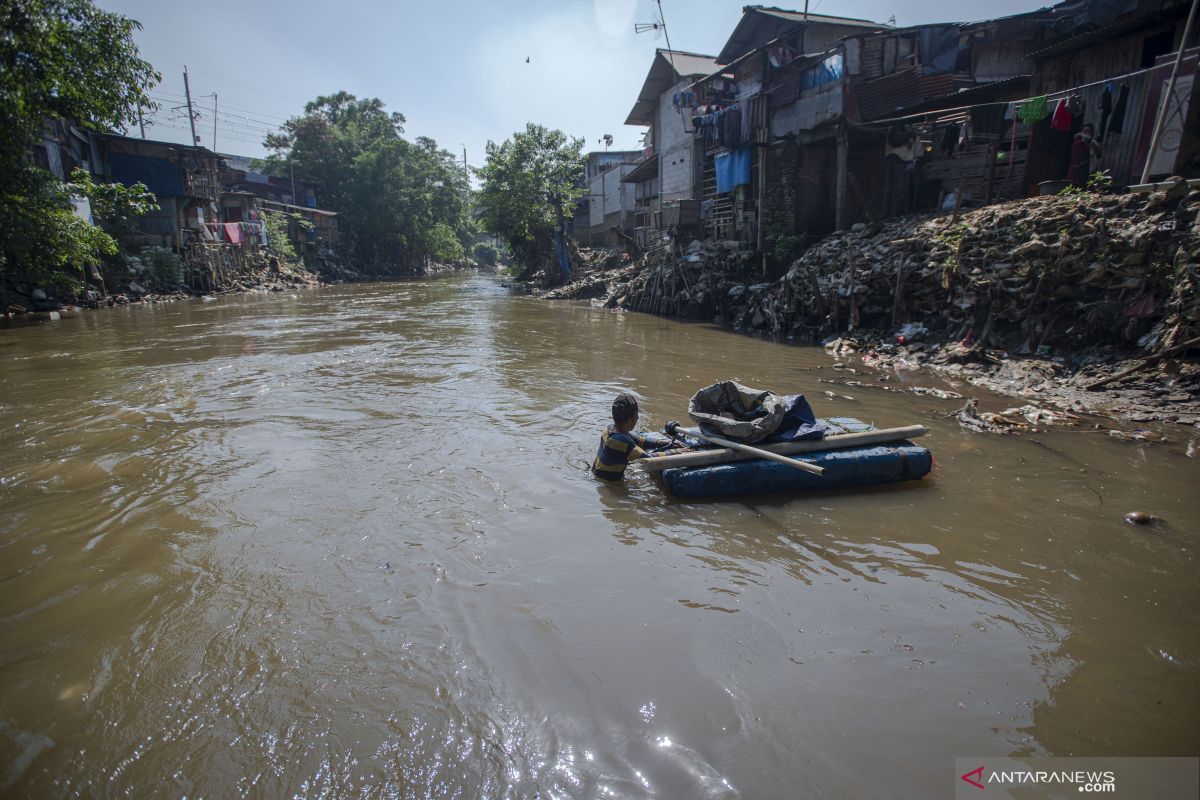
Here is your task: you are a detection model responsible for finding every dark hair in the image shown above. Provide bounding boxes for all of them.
[612,393,638,425]
[1081,123,1095,133]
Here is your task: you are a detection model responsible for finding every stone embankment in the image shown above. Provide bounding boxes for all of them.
[543,181,1199,439]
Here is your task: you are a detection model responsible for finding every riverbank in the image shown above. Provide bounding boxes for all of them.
[1,259,482,326]
[2,260,322,324]
[542,185,1199,435]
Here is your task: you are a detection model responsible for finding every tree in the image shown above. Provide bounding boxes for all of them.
[0,0,159,290]
[261,93,472,274]
[474,123,584,280]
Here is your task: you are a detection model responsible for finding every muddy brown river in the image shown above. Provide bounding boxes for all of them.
[1,275,1197,797]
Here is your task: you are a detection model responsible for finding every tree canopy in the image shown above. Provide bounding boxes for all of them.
[0,0,159,289]
[474,123,585,277]
[261,92,473,274]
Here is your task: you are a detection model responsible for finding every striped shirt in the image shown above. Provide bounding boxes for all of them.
[592,426,671,481]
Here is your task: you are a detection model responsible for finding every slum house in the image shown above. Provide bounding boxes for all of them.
[833,9,1065,224]
[622,49,724,249]
[221,155,320,208]
[92,134,268,292]
[221,154,339,263]
[32,119,105,237]
[259,199,340,257]
[683,7,884,249]
[763,0,1198,241]
[1022,0,1199,190]
[573,151,641,245]
[756,5,1083,245]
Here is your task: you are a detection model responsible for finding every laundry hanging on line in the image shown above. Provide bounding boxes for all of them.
[714,145,752,194]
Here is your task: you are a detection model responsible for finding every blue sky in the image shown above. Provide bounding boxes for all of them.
[98,0,1050,167]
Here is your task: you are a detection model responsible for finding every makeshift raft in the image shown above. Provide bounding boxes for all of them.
[640,418,933,499]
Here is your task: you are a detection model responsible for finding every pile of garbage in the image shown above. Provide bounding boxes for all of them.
[741,179,1197,357]
[540,182,1198,429]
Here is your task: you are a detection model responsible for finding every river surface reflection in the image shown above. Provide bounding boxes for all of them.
[1,275,1197,797]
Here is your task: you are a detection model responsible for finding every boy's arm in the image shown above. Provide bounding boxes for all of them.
[631,430,674,454]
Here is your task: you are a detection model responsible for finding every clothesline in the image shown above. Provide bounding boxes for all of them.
[859,59,1177,127]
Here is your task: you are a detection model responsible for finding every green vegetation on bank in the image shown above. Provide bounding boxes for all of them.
[474,123,585,281]
[259,93,474,276]
[0,0,158,292]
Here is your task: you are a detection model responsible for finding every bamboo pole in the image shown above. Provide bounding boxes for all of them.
[684,429,827,476]
[639,425,929,473]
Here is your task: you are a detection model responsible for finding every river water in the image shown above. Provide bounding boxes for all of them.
[1,275,1197,798]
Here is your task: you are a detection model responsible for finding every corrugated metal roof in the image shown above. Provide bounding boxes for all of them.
[755,7,885,28]
[621,154,659,183]
[625,49,721,126]
[658,50,725,80]
[717,5,885,63]
[850,69,957,121]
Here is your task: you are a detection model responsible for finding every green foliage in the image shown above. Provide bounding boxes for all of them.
[2,187,116,293]
[137,246,183,292]
[767,232,805,265]
[473,241,498,266]
[474,123,584,269]
[262,210,300,264]
[0,0,158,290]
[261,92,472,274]
[426,223,464,263]
[68,168,157,233]
[1057,170,1113,198]
[1087,169,1113,193]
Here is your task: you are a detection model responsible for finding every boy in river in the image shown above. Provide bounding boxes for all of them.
[592,394,675,482]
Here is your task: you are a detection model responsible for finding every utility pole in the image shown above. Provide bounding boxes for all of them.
[136,102,146,139]
[183,66,198,146]
[211,93,218,153]
[289,159,296,205]
[461,145,469,206]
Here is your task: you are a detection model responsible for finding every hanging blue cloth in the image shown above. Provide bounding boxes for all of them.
[714,145,753,193]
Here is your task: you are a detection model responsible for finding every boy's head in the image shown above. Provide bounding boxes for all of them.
[612,393,639,432]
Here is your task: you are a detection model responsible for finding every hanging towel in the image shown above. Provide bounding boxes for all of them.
[223,222,244,244]
[1050,99,1072,131]
[1018,95,1048,123]
[1106,83,1129,135]
[1098,84,1113,141]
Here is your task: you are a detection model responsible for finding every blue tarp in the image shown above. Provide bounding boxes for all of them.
[107,154,183,197]
[920,26,960,76]
[714,145,752,193]
[801,54,844,92]
[763,394,825,443]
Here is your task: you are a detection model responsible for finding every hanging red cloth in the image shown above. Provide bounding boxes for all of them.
[1050,99,1072,131]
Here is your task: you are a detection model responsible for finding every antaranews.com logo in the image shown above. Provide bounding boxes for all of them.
[960,763,1114,792]
[954,757,1198,799]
